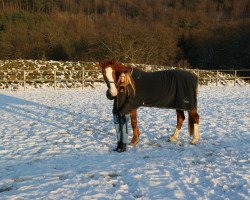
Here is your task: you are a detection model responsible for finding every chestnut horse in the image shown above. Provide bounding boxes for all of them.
[99,59,200,146]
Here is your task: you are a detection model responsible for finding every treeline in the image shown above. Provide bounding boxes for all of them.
[0,0,249,69]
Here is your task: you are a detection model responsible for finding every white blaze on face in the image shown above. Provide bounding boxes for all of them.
[105,67,118,97]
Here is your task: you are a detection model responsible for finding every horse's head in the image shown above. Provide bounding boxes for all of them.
[99,58,132,97]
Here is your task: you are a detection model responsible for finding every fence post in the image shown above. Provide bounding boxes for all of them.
[82,67,85,89]
[197,69,200,85]
[23,70,26,91]
[216,70,219,86]
[54,70,57,89]
[234,70,237,86]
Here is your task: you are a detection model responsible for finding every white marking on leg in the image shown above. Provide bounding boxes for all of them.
[168,128,180,142]
[190,124,199,145]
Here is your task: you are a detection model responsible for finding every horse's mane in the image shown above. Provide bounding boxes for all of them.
[99,59,115,69]
[99,58,132,73]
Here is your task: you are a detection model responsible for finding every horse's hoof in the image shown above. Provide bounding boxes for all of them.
[129,141,138,147]
[189,139,198,145]
[130,138,139,146]
[168,137,179,142]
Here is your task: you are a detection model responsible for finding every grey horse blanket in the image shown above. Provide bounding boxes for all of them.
[130,68,198,111]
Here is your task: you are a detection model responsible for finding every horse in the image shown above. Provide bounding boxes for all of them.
[99,59,200,146]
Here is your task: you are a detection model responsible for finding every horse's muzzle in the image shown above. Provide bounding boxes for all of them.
[106,81,115,89]
[109,89,117,97]
[105,81,117,97]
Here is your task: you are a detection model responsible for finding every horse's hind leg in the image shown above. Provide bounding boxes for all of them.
[168,110,185,142]
[188,108,200,145]
[129,109,140,146]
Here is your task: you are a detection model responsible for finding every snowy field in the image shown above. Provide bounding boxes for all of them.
[0,85,249,200]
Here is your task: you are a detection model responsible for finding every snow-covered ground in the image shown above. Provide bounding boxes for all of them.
[0,85,249,200]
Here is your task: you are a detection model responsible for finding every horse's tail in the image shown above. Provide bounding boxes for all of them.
[189,85,199,136]
[188,113,194,136]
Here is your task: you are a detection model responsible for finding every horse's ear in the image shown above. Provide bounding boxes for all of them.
[99,58,117,69]
[99,60,104,69]
[111,58,117,65]
[114,64,132,73]
[125,66,132,73]
[122,66,132,73]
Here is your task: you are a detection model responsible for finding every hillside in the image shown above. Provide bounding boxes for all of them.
[0,0,250,69]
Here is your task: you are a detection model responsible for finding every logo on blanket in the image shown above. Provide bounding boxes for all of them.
[183,97,190,104]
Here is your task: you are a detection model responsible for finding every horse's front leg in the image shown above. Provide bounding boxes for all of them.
[168,110,185,142]
[129,109,140,146]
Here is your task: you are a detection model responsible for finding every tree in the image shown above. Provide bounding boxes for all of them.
[47,43,69,61]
